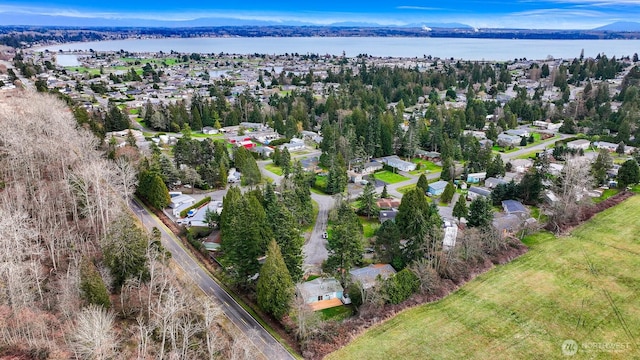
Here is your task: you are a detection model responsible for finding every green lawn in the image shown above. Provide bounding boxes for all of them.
[593,188,621,204]
[320,305,354,321]
[314,175,328,192]
[373,171,410,184]
[191,133,224,139]
[397,184,416,194]
[360,216,380,238]
[327,196,640,360]
[265,163,283,176]
[410,159,442,175]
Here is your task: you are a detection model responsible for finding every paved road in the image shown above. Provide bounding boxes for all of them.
[257,152,334,273]
[130,199,296,360]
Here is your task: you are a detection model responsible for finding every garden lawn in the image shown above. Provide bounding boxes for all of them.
[397,184,416,194]
[264,163,283,176]
[410,159,442,175]
[327,195,640,360]
[374,171,409,184]
[360,216,380,238]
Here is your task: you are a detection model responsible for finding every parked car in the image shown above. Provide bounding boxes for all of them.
[187,209,197,217]
[322,232,328,239]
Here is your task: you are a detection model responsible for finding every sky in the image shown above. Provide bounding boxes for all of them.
[2,0,640,29]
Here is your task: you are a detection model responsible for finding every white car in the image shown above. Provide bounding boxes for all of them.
[322,232,328,239]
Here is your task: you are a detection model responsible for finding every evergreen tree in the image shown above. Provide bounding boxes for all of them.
[103,215,150,289]
[374,220,403,268]
[440,157,455,181]
[452,196,468,221]
[234,146,262,185]
[357,182,379,218]
[416,174,429,194]
[325,202,364,284]
[617,159,640,188]
[281,147,292,177]
[263,184,304,282]
[518,169,543,205]
[486,154,506,178]
[468,197,494,228]
[381,184,389,198]
[441,182,456,204]
[591,149,613,186]
[79,258,111,308]
[256,240,295,320]
[137,170,171,209]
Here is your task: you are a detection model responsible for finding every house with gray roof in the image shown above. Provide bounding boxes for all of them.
[296,278,347,305]
[428,180,449,196]
[467,186,492,200]
[497,133,522,147]
[349,264,397,289]
[502,200,528,216]
[485,177,507,189]
[380,155,417,172]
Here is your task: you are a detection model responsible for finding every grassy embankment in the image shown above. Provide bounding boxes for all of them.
[328,195,640,360]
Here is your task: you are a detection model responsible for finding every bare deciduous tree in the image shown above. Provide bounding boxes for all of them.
[69,305,118,360]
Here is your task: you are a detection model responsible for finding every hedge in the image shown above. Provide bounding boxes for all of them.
[179,196,211,218]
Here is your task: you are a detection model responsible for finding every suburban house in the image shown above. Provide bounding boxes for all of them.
[235,140,255,149]
[510,158,533,173]
[380,155,417,172]
[415,149,441,161]
[502,200,529,216]
[505,129,530,138]
[361,161,384,175]
[442,222,459,250]
[497,133,522,147]
[467,186,492,200]
[567,139,591,151]
[169,194,195,209]
[296,278,350,309]
[463,130,487,139]
[479,139,494,149]
[349,264,397,289]
[379,209,398,223]
[377,198,401,209]
[534,120,563,130]
[227,135,252,144]
[493,213,525,238]
[467,172,487,183]
[249,130,280,144]
[428,180,449,196]
[239,122,267,131]
[485,177,507,189]
[251,145,274,158]
[594,141,618,152]
[202,126,219,135]
[279,141,305,151]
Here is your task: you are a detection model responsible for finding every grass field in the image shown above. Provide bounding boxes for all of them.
[374,171,410,184]
[264,163,283,176]
[327,196,640,360]
[410,159,442,175]
[360,216,380,238]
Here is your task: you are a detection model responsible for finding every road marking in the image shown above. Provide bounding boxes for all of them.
[241,318,248,326]
[224,301,230,307]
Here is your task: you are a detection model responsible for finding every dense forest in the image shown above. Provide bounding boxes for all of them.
[0,94,254,359]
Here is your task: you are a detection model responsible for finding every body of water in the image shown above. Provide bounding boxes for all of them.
[40,37,640,61]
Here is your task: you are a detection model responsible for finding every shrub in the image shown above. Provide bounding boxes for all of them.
[382,268,419,304]
[79,258,111,308]
[179,196,211,218]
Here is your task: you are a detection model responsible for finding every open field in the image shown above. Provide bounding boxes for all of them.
[410,158,442,175]
[328,196,640,360]
[374,170,410,184]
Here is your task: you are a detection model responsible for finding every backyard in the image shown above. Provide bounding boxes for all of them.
[327,195,640,360]
[409,159,442,175]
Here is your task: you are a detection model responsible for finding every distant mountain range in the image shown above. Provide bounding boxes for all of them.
[593,21,640,32]
[0,12,474,29]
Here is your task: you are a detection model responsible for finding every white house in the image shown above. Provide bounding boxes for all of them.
[169,194,195,209]
[510,158,534,173]
[380,155,417,172]
[497,133,522,147]
[567,139,590,151]
[202,126,219,135]
[467,186,492,200]
[296,278,349,305]
[505,129,530,138]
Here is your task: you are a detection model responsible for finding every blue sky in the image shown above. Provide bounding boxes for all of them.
[2,0,640,29]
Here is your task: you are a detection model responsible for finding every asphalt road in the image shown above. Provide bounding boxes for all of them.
[130,199,296,360]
